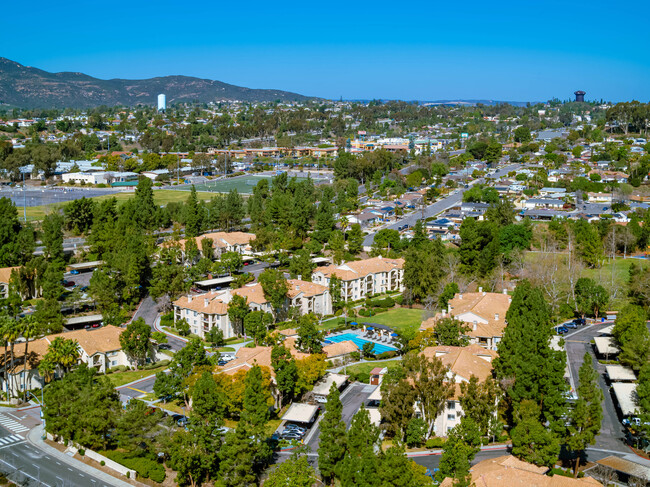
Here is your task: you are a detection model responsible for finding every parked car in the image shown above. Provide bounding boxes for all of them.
[69,269,80,275]
[62,280,75,288]
[281,431,303,441]
[91,323,101,328]
[574,318,586,326]
[284,424,307,434]
[555,326,569,334]
[565,322,578,329]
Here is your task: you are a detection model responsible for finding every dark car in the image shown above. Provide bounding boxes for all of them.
[556,326,569,334]
[62,280,75,288]
[574,318,586,326]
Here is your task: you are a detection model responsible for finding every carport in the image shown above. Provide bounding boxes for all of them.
[594,336,620,358]
[312,373,349,403]
[282,403,319,424]
[611,382,639,416]
[606,364,636,382]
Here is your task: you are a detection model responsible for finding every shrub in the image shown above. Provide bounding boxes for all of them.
[350,351,361,361]
[79,449,85,456]
[159,312,174,328]
[406,417,427,448]
[96,183,107,188]
[358,308,371,317]
[100,460,105,466]
[105,451,165,482]
[126,472,130,479]
[395,295,403,305]
[376,351,398,360]
[425,437,446,449]
[144,359,169,369]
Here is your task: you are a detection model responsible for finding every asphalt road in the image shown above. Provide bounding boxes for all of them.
[0,424,109,487]
[362,164,521,246]
[564,322,629,453]
[305,382,376,453]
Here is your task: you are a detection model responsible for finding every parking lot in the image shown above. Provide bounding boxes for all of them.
[0,186,123,207]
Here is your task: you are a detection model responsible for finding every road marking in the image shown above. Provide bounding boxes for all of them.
[565,340,588,343]
[127,386,147,394]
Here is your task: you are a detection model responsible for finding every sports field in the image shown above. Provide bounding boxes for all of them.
[14,189,215,221]
[172,175,274,194]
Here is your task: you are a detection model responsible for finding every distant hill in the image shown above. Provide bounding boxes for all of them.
[0,58,315,109]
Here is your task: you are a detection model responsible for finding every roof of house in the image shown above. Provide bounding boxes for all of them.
[287,280,329,298]
[164,231,255,252]
[0,267,20,284]
[420,344,497,382]
[440,455,602,487]
[422,292,511,339]
[314,256,404,281]
[218,344,309,377]
[232,283,267,306]
[323,340,358,358]
[173,294,229,315]
[0,325,124,374]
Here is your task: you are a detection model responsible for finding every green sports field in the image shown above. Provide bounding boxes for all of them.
[171,175,275,194]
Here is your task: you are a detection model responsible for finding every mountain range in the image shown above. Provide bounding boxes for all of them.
[0,58,314,109]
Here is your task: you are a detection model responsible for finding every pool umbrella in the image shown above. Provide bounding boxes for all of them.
[391,333,399,337]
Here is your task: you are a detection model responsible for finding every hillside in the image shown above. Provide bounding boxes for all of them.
[0,58,314,108]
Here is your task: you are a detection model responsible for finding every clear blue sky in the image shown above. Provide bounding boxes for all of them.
[3,0,650,102]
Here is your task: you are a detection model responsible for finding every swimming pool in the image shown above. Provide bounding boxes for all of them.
[324,333,397,355]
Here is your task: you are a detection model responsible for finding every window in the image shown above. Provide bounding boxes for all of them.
[447,414,456,421]
[447,401,456,410]
[111,361,117,366]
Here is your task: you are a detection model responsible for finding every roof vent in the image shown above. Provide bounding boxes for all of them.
[188,295,192,303]
[495,313,499,320]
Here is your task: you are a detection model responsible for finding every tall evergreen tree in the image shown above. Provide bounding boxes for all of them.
[219,423,257,487]
[185,185,201,238]
[271,345,298,407]
[240,365,269,436]
[337,406,381,487]
[566,353,603,476]
[437,418,481,487]
[494,280,567,429]
[318,383,347,483]
[510,400,561,467]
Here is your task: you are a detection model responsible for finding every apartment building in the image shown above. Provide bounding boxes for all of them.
[421,289,512,350]
[312,256,404,302]
[173,280,331,339]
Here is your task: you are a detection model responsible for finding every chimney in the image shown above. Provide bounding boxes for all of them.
[502,289,508,295]
[459,294,463,300]
[187,295,192,303]
[204,298,209,308]
[495,313,499,320]
[473,321,477,331]
[442,309,446,317]
[478,286,482,293]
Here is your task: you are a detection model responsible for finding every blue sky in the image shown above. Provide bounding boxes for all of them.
[3,0,650,102]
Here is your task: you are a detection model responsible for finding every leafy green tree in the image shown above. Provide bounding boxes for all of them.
[271,345,298,407]
[459,376,498,437]
[404,352,455,437]
[337,406,381,486]
[379,378,416,441]
[220,251,243,276]
[264,452,317,487]
[43,364,120,450]
[405,417,428,448]
[41,213,65,263]
[219,423,258,487]
[153,338,208,405]
[510,400,560,467]
[318,383,348,483]
[63,197,96,234]
[494,281,567,430]
[514,126,532,143]
[434,317,470,346]
[329,274,344,311]
[403,240,445,302]
[227,293,249,336]
[205,327,225,347]
[240,365,269,436]
[119,318,152,367]
[289,249,315,280]
[378,444,431,487]
[347,223,364,255]
[258,268,289,320]
[566,353,603,476]
[612,305,647,346]
[191,370,226,427]
[115,399,163,453]
[574,277,609,318]
[436,418,481,487]
[184,186,202,238]
[296,313,323,353]
[244,310,273,345]
[313,200,335,243]
[438,282,459,309]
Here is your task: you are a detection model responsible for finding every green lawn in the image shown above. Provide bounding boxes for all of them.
[18,189,215,221]
[344,360,402,377]
[106,364,168,388]
[322,307,424,333]
[359,307,424,333]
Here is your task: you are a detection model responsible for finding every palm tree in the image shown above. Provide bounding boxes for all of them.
[38,358,55,384]
[20,317,40,392]
[46,338,80,376]
[3,319,20,397]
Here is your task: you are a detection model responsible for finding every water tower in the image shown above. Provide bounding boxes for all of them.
[157,94,166,112]
[574,90,586,102]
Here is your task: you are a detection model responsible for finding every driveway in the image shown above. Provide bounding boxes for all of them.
[563,322,628,453]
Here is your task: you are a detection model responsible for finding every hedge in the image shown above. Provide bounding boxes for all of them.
[104,451,165,483]
[425,437,446,449]
[376,350,398,360]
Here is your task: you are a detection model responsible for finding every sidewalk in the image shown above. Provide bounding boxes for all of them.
[26,424,134,487]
